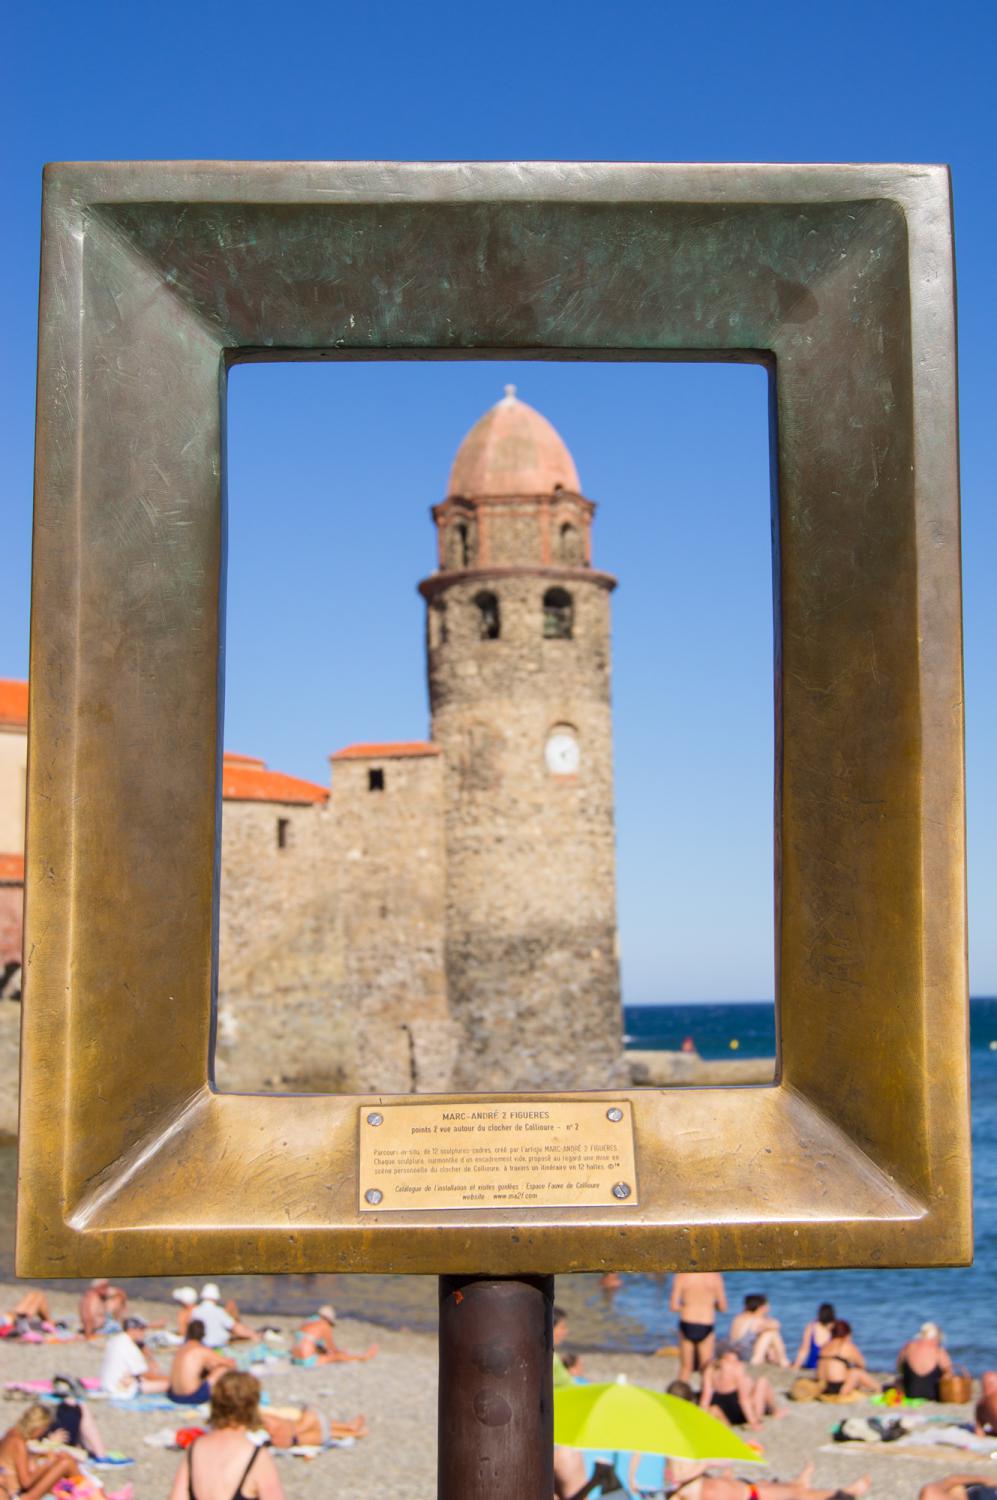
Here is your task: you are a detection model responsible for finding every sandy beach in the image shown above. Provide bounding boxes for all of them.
[0,1283,986,1500]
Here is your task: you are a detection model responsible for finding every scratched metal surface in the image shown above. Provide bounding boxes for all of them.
[18,162,969,1277]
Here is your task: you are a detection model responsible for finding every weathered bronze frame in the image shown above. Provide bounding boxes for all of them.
[18,162,969,1277]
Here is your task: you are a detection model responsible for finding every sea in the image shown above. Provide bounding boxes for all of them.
[0,997,993,1372]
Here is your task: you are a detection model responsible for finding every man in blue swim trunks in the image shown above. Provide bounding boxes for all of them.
[167,1319,235,1405]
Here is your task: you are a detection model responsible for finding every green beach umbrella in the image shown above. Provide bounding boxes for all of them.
[554,1379,764,1463]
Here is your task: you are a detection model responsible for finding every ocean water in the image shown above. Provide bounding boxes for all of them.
[1,999,992,1371]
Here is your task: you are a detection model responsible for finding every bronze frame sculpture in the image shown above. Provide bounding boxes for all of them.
[18,162,969,1281]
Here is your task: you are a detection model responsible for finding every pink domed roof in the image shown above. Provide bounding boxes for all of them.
[447,387,581,498]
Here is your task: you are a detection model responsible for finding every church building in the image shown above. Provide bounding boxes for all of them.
[0,389,627,1095]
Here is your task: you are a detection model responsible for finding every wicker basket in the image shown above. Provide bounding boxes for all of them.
[938,1367,974,1404]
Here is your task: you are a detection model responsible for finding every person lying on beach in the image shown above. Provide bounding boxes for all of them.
[896,1321,952,1401]
[728,1297,790,1367]
[671,1272,727,1380]
[80,1280,129,1339]
[554,1447,626,1499]
[168,1320,236,1405]
[100,1318,170,1397]
[259,1405,368,1447]
[635,1456,870,1500]
[792,1304,836,1372]
[0,1403,90,1500]
[7,1291,53,1326]
[701,1348,784,1428]
[291,1305,377,1365]
[816,1321,879,1399]
[920,1476,997,1500]
[191,1286,257,1348]
[167,1373,282,1500]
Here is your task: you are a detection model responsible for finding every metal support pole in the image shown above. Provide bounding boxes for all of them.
[438,1273,554,1500]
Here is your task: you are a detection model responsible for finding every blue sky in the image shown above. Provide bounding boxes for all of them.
[1,0,993,1003]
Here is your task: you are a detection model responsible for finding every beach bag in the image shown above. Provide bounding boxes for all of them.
[938,1367,973,1404]
[788,1376,821,1402]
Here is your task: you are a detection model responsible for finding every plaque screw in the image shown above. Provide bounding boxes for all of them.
[366,1112,383,1126]
[365,1188,383,1205]
[612,1181,631,1200]
[606,1107,623,1122]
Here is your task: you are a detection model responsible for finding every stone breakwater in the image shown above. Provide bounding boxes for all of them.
[0,1011,774,1142]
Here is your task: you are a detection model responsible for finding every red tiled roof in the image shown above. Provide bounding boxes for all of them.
[222,753,328,806]
[0,854,24,884]
[0,681,28,730]
[330,741,441,762]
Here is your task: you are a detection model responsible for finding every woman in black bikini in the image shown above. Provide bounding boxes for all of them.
[167,1372,283,1500]
[817,1321,880,1398]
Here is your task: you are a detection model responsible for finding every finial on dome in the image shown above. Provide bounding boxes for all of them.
[503,383,517,401]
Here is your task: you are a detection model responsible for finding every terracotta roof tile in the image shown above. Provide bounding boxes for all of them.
[0,854,24,884]
[0,680,28,730]
[330,741,441,762]
[222,754,328,806]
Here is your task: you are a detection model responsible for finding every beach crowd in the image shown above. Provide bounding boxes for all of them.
[0,1273,993,1500]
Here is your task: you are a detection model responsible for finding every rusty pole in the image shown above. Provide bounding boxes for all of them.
[438,1274,554,1500]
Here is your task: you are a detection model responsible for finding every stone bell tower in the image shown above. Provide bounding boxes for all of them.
[420,387,626,1091]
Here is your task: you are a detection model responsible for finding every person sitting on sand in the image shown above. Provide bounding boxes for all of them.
[671,1272,727,1380]
[44,1377,108,1461]
[291,1305,376,1365]
[637,1456,871,1500]
[191,1286,256,1348]
[79,1279,129,1339]
[100,1317,170,1397]
[896,1321,952,1401]
[976,1372,997,1436]
[168,1320,236,1405]
[0,1403,91,1500]
[167,1372,282,1500]
[728,1295,790,1367]
[700,1347,784,1428]
[792,1303,836,1371]
[259,1405,367,1447]
[817,1321,879,1398]
[171,1287,199,1339]
[920,1477,997,1500]
[553,1306,577,1389]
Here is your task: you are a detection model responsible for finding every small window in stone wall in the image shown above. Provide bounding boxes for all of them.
[447,517,474,569]
[559,521,583,566]
[474,590,501,640]
[369,768,385,791]
[543,587,574,639]
[430,599,448,648]
[276,816,290,850]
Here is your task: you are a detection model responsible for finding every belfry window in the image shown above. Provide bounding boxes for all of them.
[369,768,385,791]
[543,587,573,639]
[474,591,501,641]
[559,522,583,566]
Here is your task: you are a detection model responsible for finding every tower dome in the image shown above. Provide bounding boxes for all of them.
[447,386,581,499]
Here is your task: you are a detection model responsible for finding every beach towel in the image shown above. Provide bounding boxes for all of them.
[110,1394,207,1414]
[4,1378,102,1399]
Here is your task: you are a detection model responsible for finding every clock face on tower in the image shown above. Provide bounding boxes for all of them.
[545,729,580,776]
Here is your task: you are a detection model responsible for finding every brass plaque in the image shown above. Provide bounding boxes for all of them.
[358,1101,638,1212]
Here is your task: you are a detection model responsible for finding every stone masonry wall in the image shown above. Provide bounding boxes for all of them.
[427,569,627,1092]
[214,754,452,1096]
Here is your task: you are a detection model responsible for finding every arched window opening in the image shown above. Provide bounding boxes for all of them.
[446,516,474,569]
[543,587,574,639]
[559,522,583,566]
[474,590,501,641]
[429,599,448,648]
